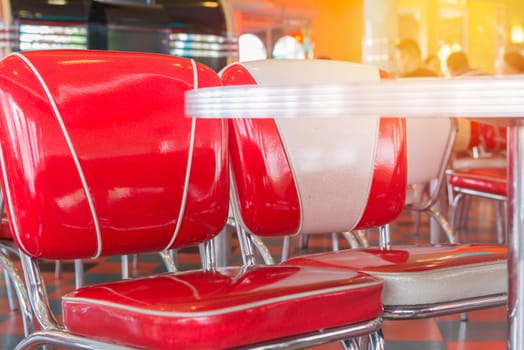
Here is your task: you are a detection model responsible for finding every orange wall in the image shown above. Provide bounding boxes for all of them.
[268,0,521,72]
[270,0,364,62]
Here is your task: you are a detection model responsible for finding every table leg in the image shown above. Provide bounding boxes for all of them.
[508,125,524,349]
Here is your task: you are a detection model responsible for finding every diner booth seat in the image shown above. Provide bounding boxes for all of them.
[0,50,389,350]
[222,59,507,322]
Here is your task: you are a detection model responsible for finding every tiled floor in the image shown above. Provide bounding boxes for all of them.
[0,196,507,349]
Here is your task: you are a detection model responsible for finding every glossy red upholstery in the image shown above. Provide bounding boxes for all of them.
[64,265,382,349]
[0,217,11,240]
[0,51,229,259]
[469,121,507,154]
[448,168,507,196]
[452,119,507,170]
[0,51,386,349]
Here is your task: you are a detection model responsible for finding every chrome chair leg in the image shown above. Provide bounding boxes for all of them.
[341,338,358,350]
[2,248,17,311]
[169,249,177,266]
[121,255,129,279]
[298,233,309,249]
[251,235,274,265]
[450,191,463,231]
[54,261,62,280]
[159,250,177,272]
[426,206,456,243]
[341,329,384,350]
[15,329,135,350]
[121,252,177,276]
[54,259,84,288]
[495,201,505,244]
[358,334,371,349]
[132,254,138,270]
[281,236,291,262]
[0,249,34,335]
[355,230,370,248]
[369,329,385,350]
[331,232,340,251]
[342,231,361,249]
[74,259,83,288]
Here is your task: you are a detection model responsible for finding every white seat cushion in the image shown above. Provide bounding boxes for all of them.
[284,244,507,306]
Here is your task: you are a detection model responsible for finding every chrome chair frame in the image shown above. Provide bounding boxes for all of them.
[0,241,33,336]
[383,293,507,319]
[16,238,384,350]
[0,191,34,336]
[403,118,458,244]
[447,174,507,244]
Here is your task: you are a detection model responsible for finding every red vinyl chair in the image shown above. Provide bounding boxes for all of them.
[222,59,507,323]
[1,50,385,350]
[447,119,508,243]
[452,119,507,170]
[447,167,507,243]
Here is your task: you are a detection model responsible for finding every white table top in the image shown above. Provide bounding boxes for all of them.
[185,75,524,121]
[186,73,524,350]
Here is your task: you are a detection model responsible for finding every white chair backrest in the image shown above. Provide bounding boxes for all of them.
[224,59,387,234]
[407,118,455,185]
[453,118,472,153]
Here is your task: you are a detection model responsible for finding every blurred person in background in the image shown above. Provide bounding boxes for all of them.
[446,51,486,77]
[424,54,443,76]
[393,39,439,77]
[502,51,524,75]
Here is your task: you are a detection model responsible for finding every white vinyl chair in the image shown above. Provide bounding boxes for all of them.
[222,59,507,326]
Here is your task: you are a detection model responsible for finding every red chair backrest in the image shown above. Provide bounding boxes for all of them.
[454,119,506,154]
[222,59,406,236]
[470,121,507,153]
[0,50,229,259]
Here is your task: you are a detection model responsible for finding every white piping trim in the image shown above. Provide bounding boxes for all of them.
[12,53,103,258]
[164,59,198,250]
[62,279,382,318]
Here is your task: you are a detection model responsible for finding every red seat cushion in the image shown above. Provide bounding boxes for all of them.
[0,218,12,240]
[62,265,383,349]
[285,244,507,306]
[448,167,507,196]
